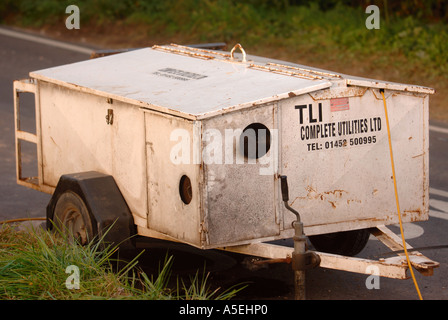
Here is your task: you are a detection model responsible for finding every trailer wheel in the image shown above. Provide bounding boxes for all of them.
[308,229,370,256]
[53,191,94,245]
[47,171,136,251]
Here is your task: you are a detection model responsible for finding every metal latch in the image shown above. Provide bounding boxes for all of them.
[105,109,114,125]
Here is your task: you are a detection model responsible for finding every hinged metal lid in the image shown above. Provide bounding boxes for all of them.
[30,45,333,119]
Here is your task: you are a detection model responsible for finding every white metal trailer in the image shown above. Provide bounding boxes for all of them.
[13,44,438,298]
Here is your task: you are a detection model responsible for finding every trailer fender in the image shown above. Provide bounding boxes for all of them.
[46,171,136,250]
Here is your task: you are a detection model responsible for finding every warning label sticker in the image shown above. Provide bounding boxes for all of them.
[330,97,350,112]
[153,68,207,81]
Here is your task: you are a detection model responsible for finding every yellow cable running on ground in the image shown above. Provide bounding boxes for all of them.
[381,89,423,300]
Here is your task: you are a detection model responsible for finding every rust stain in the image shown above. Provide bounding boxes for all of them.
[266,62,341,79]
[307,216,385,228]
[403,209,422,216]
[171,43,230,58]
[289,186,365,210]
[290,187,350,207]
[412,153,424,159]
[152,45,215,60]
[50,136,57,146]
[323,190,347,197]
[328,200,336,209]
[347,199,362,205]
[248,63,324,80]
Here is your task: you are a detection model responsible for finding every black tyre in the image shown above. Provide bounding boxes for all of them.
[308,229,370,256]
[53,191,95,245]
[47,172,136,251]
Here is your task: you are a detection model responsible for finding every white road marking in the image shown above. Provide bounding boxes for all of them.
[429,199,448,221]
[429,187,448,221]
[429,125,448,135]
[388,193,448,237]
[370,188,448,240]
[430,187,448,199]
[392,223,425,240]
[0,27,92,55]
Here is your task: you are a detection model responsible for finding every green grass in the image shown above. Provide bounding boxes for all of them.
[0,224,244,300]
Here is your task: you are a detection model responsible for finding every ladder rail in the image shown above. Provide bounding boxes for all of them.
[13,78,53,194]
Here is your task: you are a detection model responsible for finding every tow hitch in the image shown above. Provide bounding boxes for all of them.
[280,175,320,300]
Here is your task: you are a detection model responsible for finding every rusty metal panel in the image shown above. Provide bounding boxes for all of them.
[202,104,280,247]
[144,110,203,247]
[345,77,435,95]
[279,88,429,236]
[38,81,148,225]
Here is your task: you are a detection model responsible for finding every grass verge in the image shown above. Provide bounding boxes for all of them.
[0,223,244,300]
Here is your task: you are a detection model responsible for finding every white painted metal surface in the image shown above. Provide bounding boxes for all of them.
[38,81,148,222]
[29,46,332,119]
[15,44,434,253]
[279,89,429,236]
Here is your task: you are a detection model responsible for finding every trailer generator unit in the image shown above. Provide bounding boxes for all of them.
[13,44,438,298]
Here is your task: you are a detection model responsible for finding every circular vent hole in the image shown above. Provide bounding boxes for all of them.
[240,123,271,159]
[179,175,192,204]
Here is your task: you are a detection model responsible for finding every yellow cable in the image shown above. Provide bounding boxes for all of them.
[381,90,423,300]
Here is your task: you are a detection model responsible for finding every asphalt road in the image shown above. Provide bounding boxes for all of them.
[1,26,447,300]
